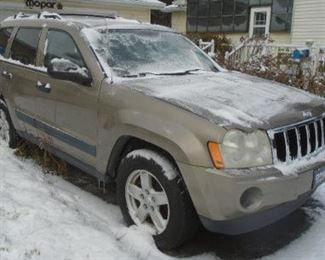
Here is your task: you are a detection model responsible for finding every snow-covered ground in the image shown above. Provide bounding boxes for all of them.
[0,143,324,260]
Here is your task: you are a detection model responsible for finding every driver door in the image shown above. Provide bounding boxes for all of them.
[37,28,101,167]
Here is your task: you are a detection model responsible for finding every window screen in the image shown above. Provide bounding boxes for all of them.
[187,0,249,33]
[187,0,292,33]
[44,30,85,68]
[11,28,41,65]
[0,28,12,56]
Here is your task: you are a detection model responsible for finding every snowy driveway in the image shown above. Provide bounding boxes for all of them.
[0,144,324,260]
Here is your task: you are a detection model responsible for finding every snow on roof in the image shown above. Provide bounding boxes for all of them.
[163,0,186,13]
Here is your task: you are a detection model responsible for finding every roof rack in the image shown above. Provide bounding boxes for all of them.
[11,12,62,20]
[59,13,117,20]
[37,12,62,20]
[13,12,31,20]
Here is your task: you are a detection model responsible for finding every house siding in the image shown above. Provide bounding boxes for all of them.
[0,0,153,23]
[291,0,325,45]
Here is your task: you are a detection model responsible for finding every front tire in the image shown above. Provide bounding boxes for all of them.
[117,149,200,250]
[0,101,19,148]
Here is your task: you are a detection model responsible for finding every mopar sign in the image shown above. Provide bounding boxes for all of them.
[25,0,61,9]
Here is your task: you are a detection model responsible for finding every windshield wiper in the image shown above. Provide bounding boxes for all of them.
[138,69,205,77]
[120,69,206,78]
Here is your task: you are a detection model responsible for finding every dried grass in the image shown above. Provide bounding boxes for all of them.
[14,140,68,175]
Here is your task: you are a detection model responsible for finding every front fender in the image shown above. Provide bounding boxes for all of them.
[96,82,226,175]
[96,108,226,174]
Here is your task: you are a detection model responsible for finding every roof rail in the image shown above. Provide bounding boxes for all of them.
[11,12,62,21]
[37,12,62,20]
[13,12,32,20]
[59,13,116,20]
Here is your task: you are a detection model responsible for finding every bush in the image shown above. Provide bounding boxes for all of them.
[225,38,325,97]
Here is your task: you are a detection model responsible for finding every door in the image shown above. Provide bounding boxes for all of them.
[3,27,46,139]
[39,29,100,166]
[249,7,271,38]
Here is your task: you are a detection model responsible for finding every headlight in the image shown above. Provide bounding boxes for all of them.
[220,130,272,168]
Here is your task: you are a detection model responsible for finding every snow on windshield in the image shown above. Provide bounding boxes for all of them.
[81,28,217,77]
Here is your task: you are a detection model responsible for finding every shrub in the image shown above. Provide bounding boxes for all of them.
[225,38,325,97]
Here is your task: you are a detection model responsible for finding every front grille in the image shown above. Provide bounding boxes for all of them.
[268,116,325,163]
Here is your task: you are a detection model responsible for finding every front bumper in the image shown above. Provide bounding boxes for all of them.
[200,190,312,235]
[178,160,324,235]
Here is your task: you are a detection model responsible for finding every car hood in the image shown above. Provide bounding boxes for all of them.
[124,71,325,130]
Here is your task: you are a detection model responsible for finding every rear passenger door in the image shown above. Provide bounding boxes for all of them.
[3,27,47,139]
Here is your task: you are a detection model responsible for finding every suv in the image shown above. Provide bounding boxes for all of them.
[0,12,325,250]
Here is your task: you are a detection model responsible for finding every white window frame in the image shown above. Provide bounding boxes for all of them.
[249,7,271,38]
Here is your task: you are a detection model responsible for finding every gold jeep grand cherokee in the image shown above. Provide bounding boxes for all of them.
[0,12,324,250]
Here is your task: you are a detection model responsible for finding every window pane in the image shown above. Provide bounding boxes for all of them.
[254,12,267,25]
[235,0,249,15]
[0,28,12,56]
[234,15,248,32]
[197,18,209,32]
[221,16,234,32]
[253,27,266,36]
[210,0,222,17]
[187,3,198,17]
[198,0,209,17]
[260,0,272,5]
[11,28,40,65]
[271,13,291,31]
[222,0,234,15]
[249,0,260,5]
[45,30,85,68]
[187,17,197,32]
[208,17,222,32]
[272,0,293,14]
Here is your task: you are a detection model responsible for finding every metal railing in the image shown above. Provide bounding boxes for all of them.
[199,39,215,58]
[225,38,325,77]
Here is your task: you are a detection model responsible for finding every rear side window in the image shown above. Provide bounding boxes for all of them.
[44,30,85,68]
[11,28,41,65]
[0,28,12,57]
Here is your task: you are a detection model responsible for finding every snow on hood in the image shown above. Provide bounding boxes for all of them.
[125,71,325,130]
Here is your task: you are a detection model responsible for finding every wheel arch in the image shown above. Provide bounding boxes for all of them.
[106,135,182,180]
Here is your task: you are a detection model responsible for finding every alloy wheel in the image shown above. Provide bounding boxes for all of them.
[125,169,170,235]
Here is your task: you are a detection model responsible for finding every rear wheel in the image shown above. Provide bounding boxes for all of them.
[0,101,19,148]
[117,149,200,250]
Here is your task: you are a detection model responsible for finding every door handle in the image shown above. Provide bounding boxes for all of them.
[36,81,51,93]
[2,71,13,80]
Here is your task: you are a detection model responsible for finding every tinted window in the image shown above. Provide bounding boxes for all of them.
[11,28,41,65]
[44,30,85,68]
[0,28,12,56]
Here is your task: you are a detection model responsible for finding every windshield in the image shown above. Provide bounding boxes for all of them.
[83,28,218,77]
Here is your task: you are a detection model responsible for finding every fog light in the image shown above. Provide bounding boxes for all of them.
[240,187,263,211]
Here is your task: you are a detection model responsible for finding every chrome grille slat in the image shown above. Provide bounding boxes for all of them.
[295,127,302,159]
[284,130,291,161]
[306,124,311,154]
[268,116,325,164]
[315,121,319,149]
[320,120,325,146]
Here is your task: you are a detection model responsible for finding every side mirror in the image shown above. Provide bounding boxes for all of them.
[47,58,92,86]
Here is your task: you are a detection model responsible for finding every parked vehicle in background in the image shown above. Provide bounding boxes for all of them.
[0,12,325,250]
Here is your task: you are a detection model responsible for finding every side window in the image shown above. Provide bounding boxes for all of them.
[0,27,13,57]
[10,28,41,65]
[44,30,86,68]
